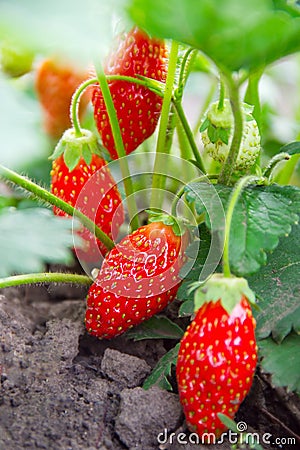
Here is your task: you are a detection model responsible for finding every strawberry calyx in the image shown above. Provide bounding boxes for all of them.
[193,273,256,314]
[200,100,255,145]
[146,210,189,237]
[49,128,102,172]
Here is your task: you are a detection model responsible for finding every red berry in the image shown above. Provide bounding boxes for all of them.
[51,153,124,261]
[85,220,189,339]
[176,296,257,441]
[92,27,168,159]
[36,59,90,139]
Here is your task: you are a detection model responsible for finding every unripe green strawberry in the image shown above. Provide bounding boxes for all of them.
[0,41,34,78]
[200,100,260,171]
[176,275,258,442]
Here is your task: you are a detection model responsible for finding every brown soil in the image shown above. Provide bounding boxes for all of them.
[0,282,299,450]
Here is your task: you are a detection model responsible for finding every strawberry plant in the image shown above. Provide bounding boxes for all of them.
[0,0,300,448]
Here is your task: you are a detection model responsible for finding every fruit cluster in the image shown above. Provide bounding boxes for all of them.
[33,25,258,443]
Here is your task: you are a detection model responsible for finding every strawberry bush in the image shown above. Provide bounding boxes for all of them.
[0,0,300,446]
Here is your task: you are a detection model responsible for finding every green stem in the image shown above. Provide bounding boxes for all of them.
[193,81,216,136]
[217,79,225,111]
[176,48,197,99]
[275,154,300,185]
[71,78,97,137]
[0,273,92,289]
[244,69,263,132]
[151,40,179,209]
[0,164,114,250]
[223,175,259,277]
[71,74,165,138]
[263,152,291,179]
[173,100,206,172]
[218,73,243,185]
[96,66,139,230]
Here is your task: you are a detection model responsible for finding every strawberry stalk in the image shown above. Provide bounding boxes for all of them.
[218,73,244,185]
[151,40,179,208]
[0,164,114,250]
[217,78,225,111]
[95,65,140,231]
[173,100,206,172]
[0,272,92,289]
[71,78,97,137]
[222,175,261,277]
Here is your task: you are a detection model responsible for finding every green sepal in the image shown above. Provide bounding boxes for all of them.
[49,140,66,161]
[218,127,230,145]
[49,128,100,172]
[82,143,93,166]
[64,143,81,172]
[146,210,188,237]
[194,273,256,314]
[199,116,210,132]
[207,122,218,143]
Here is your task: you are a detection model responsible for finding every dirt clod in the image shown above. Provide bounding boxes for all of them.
[101,348,151,388]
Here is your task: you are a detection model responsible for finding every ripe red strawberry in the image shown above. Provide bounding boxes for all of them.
[51,149,124,262]
[176,277,257,442]
[36,59,90,139]
[85,217,189,339]
[92,27,168,159]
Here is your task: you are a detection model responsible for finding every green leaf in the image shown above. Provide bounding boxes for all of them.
[249,221,300,342]
[0,208,78,277]
[125,316,184,341]
[127,0,300,72]
[143,343,180,391]
[259,333,300,394]
[185,183,300,276]
[279,141,300,156]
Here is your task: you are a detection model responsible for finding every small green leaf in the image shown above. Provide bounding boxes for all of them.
[249,221,300,342]
[217,414,238,432]
[259,332,300,394]
[178,298,194,317]
[125,316,184,341]
[0,207,78,277]
[199,116,210,132]
[279,141,300,156]
[143,343,180,391]
[63,143,81,172]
